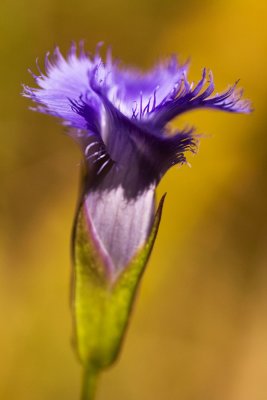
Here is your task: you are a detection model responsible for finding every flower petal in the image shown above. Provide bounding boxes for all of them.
[84,183,156,275]
[78,93,196,274]
[108,54,188,119]
[148,69,252,128]
[23,42,101,131]
[86,83,197,186]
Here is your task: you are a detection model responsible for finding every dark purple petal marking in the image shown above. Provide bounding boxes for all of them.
[82,82,197,190]
[69,96,101,135]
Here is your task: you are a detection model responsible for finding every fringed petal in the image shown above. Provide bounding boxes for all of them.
[23,43,251,138]
[83,82,197,190]
[23,42,101,131]
[148,69,252,128]
[109,55,189,118]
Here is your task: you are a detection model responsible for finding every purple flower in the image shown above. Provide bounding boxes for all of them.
[23,42,251,281]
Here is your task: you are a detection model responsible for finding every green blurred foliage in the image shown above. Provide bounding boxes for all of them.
[0,0,266,399]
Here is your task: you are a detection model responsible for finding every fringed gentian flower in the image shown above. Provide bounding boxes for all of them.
[23,42,251,400]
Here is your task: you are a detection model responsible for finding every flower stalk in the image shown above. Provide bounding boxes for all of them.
[81,363,99,400]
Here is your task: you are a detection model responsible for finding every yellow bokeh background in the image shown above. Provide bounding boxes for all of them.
[1,0,267,399]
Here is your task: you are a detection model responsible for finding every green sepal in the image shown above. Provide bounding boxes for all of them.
[72,194,166,370]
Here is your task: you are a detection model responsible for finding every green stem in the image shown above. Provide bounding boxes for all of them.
[81,363,99,400]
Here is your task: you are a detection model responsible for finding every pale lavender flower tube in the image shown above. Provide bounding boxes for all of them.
[23,42,251,282]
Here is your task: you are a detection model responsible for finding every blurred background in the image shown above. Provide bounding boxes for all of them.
[0,0,266,399]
